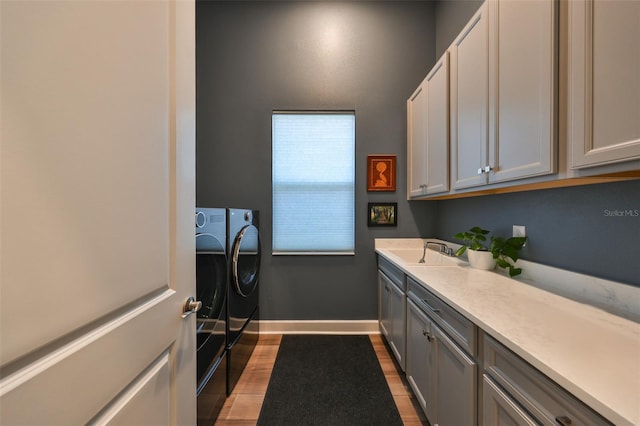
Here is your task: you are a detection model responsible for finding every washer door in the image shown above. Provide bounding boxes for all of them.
[195,233,227,336]
[231,224,260,297]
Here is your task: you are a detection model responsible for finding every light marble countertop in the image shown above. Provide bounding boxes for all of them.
[375,238,640,426]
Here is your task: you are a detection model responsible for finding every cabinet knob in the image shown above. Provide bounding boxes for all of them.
[555,416,573,426]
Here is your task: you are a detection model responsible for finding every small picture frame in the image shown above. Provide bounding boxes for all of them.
[368,203,397,227]
[367,155,396,192]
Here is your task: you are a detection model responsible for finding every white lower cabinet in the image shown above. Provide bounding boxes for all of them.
[378,271,391,339]
[483,375,538,425]
[406,280,477,426]
[379,256,618,426]
[406,299,436,421]
[434,325,477,425]
[483,333,612,425]
[387,279,406,370]
[378,258,406,371]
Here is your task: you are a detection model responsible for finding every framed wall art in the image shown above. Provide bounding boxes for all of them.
[367,155,396,192]
[367,203,397,227]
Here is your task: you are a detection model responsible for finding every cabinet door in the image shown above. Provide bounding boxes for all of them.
[378,271,391,339]
[406,299,436,422]
[425,53,450,194]
[407,80,428,197]
[389,279,406,371]
[488,0,557,183]
[450,2,489,189]
[434,324,477,426]
[483,375,538,426]
[483,333,613,426]
[570,0,640,168]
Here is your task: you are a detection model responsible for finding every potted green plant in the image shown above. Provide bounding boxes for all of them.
[453,226,528,277]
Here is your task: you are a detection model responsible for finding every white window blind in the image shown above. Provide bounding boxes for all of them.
[272,112,355,254]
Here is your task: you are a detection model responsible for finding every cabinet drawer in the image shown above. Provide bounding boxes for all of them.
[483,333,612,425]
[378,256,405,290]
[407,277,476,356]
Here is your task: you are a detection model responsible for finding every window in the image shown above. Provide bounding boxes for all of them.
[272,112,355,254]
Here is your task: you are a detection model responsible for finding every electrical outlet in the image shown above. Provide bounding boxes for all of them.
[513,225,526,246]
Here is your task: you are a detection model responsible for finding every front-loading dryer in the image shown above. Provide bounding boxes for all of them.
[226,208,260,395]
[195,208,227,425]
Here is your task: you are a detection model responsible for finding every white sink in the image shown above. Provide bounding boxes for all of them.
[384,248,464,266]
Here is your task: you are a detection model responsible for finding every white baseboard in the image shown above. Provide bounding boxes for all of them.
[258,320,380,335]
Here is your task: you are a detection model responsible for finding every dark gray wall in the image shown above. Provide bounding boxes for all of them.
[434,0,482,58]
[196,1,438,320]
[437,180,640,287]
[197,1,638,326]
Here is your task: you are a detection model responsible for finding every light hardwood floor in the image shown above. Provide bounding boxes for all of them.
[214,334,428,425]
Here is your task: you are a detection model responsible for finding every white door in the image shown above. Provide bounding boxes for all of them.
[0,1,196,424]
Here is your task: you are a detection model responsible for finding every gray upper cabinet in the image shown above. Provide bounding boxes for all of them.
[425,53,450,195]
[450,2,490,190]
[487,0,557,183]
[569,0,640,169]
[452,0,557,190]
[408,78,428,198]
[407,52,450,198]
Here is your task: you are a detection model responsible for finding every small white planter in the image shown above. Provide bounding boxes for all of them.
[467,249,496,271]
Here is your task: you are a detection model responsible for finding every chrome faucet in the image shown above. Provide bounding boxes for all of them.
[419,241,453,263]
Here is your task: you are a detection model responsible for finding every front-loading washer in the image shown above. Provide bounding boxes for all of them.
[195,208,228,425]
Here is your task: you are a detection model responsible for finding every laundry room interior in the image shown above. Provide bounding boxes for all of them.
[1,0,638,425]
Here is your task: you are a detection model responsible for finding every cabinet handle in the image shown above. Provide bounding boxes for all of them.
[422,329,434,341]
[421,299,441,314]
[477,166,493,174]
[555,416,572,426]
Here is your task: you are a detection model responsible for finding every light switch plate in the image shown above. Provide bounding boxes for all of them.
[513,225,526,237]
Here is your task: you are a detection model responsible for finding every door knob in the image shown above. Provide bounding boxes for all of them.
[181,297,202,318]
